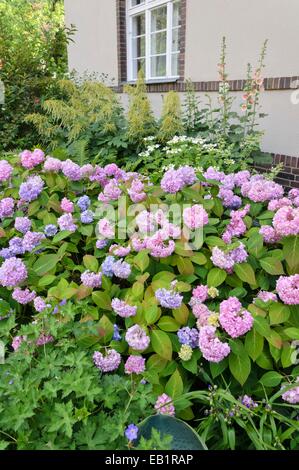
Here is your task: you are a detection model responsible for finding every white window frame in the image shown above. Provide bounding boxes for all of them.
[126,0,180,82]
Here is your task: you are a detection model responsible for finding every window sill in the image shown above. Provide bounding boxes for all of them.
[122,77,180,85]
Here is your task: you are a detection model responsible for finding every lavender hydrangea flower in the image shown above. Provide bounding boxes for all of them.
[0,257,27,287]
[23,232,45,252]
[19,176,44,202]
[0,197,14,219]
[34,296,49,312]
[125,325,150,351]
[81,271,102,288]
[44,224,58,237]
[14,217,31,234]
[57,214,77,232]
[61,160,81,181]
[112,259,131,279]
[111,298,137,318]
[93,349,121,372]
[155,288,183,309]
[0,160,13,182]
[12,288,36,305]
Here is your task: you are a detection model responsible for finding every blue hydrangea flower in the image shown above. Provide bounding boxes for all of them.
[77,195,91,212]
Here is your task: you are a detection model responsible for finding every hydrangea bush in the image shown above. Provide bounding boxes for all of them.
[0,149,299,449]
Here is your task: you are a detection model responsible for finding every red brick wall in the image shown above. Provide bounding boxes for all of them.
[255,154,299,190]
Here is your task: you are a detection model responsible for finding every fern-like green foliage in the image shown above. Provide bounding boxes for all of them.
[158,91,183,142]
[125,70,156,143]
[26,79,124,162]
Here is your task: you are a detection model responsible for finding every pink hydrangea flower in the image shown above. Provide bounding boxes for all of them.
[192,285,209,303]
[222,204,250,244]
[192,303,211,327]
[268,198,292,212]
[198,325,231,362]
[241,178,284,202]
[109,244,131,257]
[62,159,81,181]
[60,197,74,213]
[125,355,146,374]
[276,275,299,305]
[0,160,13,182]
[43,156,63,172]
[20,149,45,169]
[219,297,253,338]
[259,225,280,244]
[254,291,278,303]
[12,335,27,351]
[183,205,209,230]
[155,394,175,416]
[97,218,115,239]
[273,206,299,238]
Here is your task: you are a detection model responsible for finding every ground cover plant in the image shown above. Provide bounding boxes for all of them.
[0,151,298,449]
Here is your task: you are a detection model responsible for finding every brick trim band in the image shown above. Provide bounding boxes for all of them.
[113,75,299,93]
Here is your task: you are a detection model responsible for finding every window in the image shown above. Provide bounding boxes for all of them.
[127,0,181,81]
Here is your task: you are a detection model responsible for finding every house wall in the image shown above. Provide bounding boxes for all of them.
[64,0,118,84]
[64,0,299,186]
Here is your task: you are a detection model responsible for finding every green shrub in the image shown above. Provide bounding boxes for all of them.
[0,0,73,151]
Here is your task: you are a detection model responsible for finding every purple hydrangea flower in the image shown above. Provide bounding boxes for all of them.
[0,197,14,218]
[9,237,25,255]
[19,176,44,202]
[177,327,199,349]
[96,239,108,250]
[0,257,27,287]
[61,160,81,181]
[111,298,137,318]
[12,288,36,305]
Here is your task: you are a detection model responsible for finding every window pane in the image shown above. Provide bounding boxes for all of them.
[131,0,145,6]
[172,27,179,52]
[171,53,179,76]
[133,14,145,36]
[133,58,145,79]
[133,36,146,58]
[151,55,166,77]
[151,6,167,32]
[151,31,167,55]
[173,1,180,28]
